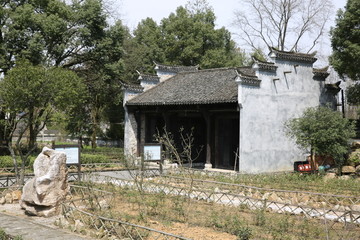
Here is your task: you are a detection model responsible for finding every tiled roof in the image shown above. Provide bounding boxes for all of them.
[138,73,160,82]
[127,68,238,106]
[313,66,330,79]
[269,47,317,63]
[252,56,277,72]
[325,81,341,92]
[236,67,262,86]
[154,61,199,73]
[237,67,256,77]
[122,83,144,93]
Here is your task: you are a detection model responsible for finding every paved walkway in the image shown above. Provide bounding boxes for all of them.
[0,212,92,240]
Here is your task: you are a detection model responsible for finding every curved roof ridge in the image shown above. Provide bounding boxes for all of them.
[153,61,199,73]
[269,47,317,63]
[252,56,274,65]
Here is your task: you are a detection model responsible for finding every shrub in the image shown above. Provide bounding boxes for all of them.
[0,156,14,168]
[348,151,360,166]
[286,106,356,172]
[81,154,109,164]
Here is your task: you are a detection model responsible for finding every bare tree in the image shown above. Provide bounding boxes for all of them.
[233,0,333,53]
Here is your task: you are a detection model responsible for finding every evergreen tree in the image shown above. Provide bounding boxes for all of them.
[330,0,360,80]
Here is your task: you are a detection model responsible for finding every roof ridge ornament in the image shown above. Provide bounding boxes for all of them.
[268,47,317,64]
[252,56,277,72]
[313,66,330,80]
[236,68,262,87]
[153,61,199,73]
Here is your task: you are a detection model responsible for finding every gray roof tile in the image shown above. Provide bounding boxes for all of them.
[269,47,317,63]
[127,68,238,106]
[154,62,199,73]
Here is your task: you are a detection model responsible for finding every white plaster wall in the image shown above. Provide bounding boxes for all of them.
[238,60,327,173]
[123,90,141,156]
[155,70,176,82]
[140,80,158,91]
[123,109,138,156]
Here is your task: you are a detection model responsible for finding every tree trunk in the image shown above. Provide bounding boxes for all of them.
[0,111,10,155]
[28,110,37,151]
[8,142,20,184]
[91,129,97,149]
[310,147,316,174]
[91,106,100,149]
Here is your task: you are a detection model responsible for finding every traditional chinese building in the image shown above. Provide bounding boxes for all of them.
[123,48,339,173]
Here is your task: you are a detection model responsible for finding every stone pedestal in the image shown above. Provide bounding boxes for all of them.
[204,163,213,170]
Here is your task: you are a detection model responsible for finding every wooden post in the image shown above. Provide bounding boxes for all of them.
[203,111,212,169]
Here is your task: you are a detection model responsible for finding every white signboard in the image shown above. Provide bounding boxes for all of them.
[54,146,80,165]
[144,145,161,161]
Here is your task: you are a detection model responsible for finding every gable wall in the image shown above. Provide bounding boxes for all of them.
[123,89,142,156]
[238,60,329,173]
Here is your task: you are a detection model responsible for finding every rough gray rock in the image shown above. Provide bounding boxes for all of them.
[323,172,337,180]
[20,147,69,217]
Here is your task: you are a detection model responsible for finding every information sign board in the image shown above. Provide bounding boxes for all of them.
[54,144,80,165]
[143,144,162,161]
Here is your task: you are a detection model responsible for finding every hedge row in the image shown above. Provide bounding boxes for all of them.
[0,156,36,168]
[0,154,111,168]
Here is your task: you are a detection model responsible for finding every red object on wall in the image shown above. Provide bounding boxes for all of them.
[298,164,312,172]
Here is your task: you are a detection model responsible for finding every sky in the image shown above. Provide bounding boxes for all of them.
[115,0,348,65]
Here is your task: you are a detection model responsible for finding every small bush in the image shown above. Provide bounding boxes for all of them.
[253,209,266,226]
[0,228,23,240]
[0,156,36,169]
[348,151,360,166]
[81,154,109,164]
[81,154,108,164]
[235,226,252,240]
[0,156,14,168]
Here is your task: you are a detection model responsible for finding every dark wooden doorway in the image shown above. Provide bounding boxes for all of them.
[215,117,239,170]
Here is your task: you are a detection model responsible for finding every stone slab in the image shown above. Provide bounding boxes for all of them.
[0,213,91,240]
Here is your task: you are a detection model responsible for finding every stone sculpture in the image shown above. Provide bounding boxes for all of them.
[20,147,69,217]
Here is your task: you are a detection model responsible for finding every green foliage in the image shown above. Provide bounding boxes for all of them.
[0,229,5,239]
[0,60,86,149]
[125,0,247,79]
[253,208,266,226]
[330,0,360,79]
[0,0,125,146]
[160,4,245,68]
[0,156,15,168]
[0,155,35,168]
[71,20,127,145]
[81,154,109,164]
[235,226,252,240]
[348,151,360,166]
[123,18,165,81]
[346,83,360,117]
[0,0,108,73]
[285,106,356,168]
[0,228,23,240]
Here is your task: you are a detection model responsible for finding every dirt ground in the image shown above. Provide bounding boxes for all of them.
[148,222,237,240]
[0,202,238,240]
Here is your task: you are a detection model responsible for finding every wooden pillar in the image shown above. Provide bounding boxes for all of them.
[134,111,141,157]
[203,111,212,169]
[140,112,146,155]
[162,112,170,131]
